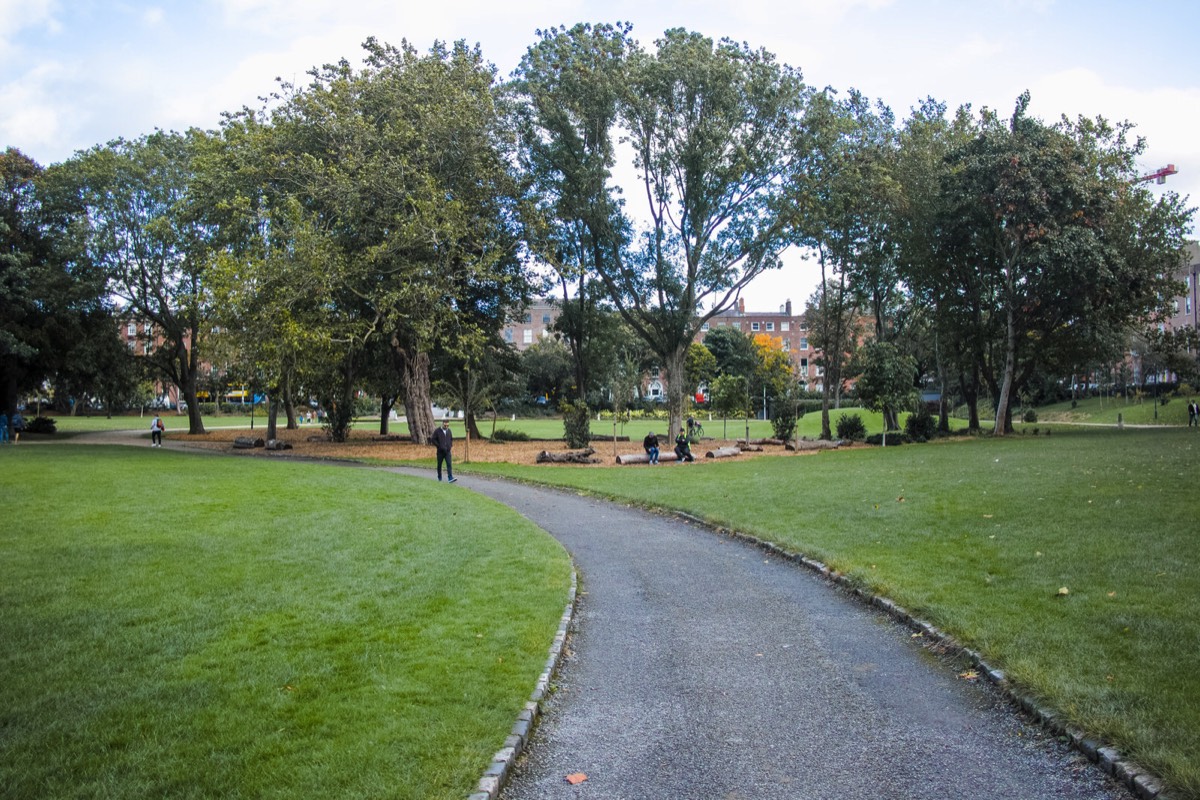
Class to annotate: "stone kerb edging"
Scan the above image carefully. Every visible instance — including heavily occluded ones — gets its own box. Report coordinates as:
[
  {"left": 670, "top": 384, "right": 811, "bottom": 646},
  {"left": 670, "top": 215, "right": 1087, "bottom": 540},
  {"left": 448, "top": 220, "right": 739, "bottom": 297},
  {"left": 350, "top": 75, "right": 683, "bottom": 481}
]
[
  {"left": 469, "top": 567, "right": 578, "bottom": 800},
  {"left": 670, "top": 511, "right": 1170, "bottom": 800}
]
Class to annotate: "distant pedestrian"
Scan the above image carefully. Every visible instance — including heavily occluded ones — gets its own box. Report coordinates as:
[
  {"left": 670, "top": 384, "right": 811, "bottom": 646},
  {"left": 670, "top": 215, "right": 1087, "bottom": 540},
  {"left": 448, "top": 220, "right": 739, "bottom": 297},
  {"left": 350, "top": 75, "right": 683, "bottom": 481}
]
[
  {"left": 433, "top": 419, "right": 456, "bottom": 482},
  {"left": 11, "top": 412, "right": 24, "bottom": 443},
  {"left": 150, "top": 414, "right": 165, "bottom": 447},
  {"left": 643, "top": 431, "right": 660, "bottom": 464},
  {"left": 0, "top": 413, "right": 8, "bottom": 445},
  {"left": 674, "top": 427, "right": 694, "bottom": 463},
  {"left": 1189, "top": 399, "right": 1198, "bottom": 427}
]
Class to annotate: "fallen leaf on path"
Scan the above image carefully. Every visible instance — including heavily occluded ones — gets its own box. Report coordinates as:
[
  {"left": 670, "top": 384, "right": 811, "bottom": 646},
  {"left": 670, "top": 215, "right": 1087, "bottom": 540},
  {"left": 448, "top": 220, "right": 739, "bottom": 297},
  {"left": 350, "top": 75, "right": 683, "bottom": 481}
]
[
  {"left": 565, "top": 773, "right": 588, "bottom": 785},
  {"left": 958, "top": 669, "right": 980, "bottom": 681},
  {"left": 1056, "top": 586, "right": 1070, "bottom": 596}
]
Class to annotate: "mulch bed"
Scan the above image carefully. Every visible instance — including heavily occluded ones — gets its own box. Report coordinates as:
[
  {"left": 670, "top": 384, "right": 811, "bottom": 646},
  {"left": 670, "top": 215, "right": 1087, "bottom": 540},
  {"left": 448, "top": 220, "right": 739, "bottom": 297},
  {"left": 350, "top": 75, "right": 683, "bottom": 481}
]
[{"left": 174, "top": 425, "right": 821, "bottom": 466}]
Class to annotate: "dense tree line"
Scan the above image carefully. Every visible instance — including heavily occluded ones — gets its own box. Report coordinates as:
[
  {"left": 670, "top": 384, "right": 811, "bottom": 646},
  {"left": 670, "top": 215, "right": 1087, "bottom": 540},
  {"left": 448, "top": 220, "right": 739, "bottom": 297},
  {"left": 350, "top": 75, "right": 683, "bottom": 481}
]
[{"left": 2, "top": 24, "right": 1193, "bottom": 439}]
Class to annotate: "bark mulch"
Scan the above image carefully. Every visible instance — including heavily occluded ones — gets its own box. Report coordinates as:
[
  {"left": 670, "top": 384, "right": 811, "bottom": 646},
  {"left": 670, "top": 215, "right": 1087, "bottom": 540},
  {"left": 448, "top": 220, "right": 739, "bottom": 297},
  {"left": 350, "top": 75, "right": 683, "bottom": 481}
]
[{"left": 174, "top": 425, "right": 813, "bottom": 467}]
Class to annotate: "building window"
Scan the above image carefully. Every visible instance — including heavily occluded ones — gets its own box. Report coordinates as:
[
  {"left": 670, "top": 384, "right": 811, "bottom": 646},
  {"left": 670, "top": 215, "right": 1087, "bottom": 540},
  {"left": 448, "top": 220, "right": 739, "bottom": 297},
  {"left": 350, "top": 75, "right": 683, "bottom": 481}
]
[
  {"left": 751, "top": 322, "right": 760, "bottom": 332},
  {"left": 504, "top": 328, "right": 513, "bottom": 342},
  {"left": 800, "top": 358, "right": 808, "bottom": 376},
  {"left": 781, "top": 321, "right": 789, "bottom": 331},
  {"left": 542, "top": 314, "right": 551, "bottom": 324},
  {"left": 523, "top": 329, "right": 533, "bottom": 344},
  {"left": 766, "top": 322, "right": 774, "bottom": 331},
  {"left": 718, "top": 321, "right": 726, "bottom": 326},
  {"left": 799, "top": 337, "right": 809, "bottom": 350},
  {"left": 1187, "top": 297, "right": 1192, "bottom": 314},
  {"left": 782, "top": 340, "right": 789, "bottom": 351},
  {"left": 523, "top": 314, "right": 532, "bottom": 324},
  {"left": 127, "top": 322, "right": 136, "bottom": 336},
  {"left": 701, "top": 322, "right": 709, "bottom": 331}
]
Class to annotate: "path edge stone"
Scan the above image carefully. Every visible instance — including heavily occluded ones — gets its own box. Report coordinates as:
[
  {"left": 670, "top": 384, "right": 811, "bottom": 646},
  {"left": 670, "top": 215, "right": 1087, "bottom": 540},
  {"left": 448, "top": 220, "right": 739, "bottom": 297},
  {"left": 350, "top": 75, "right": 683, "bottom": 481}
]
[{"left": 468, "top": 565, "right": 578, "bottom": 800}]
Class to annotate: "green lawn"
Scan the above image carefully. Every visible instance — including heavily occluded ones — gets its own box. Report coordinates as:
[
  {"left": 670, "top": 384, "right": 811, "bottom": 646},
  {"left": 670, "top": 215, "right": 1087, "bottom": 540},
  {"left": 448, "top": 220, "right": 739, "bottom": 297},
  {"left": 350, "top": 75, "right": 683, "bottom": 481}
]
[
  {"left": 461, "top": 426, "right": 1200, "bottom": 797},
  {"left": 1036, "top": 393, "right": 1196, "bottom": 426},
  {"left": 0, "top": 446, "right": 571, "bottom": 800}
]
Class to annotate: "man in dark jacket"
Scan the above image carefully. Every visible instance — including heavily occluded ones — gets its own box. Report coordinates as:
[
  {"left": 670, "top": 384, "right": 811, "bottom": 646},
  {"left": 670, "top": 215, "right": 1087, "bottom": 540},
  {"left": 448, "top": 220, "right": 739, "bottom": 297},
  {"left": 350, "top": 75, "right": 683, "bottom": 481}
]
[
  {"left": 643, "top": 431, "right": 660, "bottom": 464},
  {"left": 433, "top": 420, "right": 456, "bottom": 482}
]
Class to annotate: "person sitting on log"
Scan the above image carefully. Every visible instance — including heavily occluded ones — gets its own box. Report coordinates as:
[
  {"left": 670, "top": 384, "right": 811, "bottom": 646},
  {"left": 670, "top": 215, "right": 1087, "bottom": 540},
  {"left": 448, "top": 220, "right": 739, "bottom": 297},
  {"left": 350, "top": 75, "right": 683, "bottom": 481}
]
[
  {"left": 674, "top": 428, "right": 695, "bottom": 463},
  {"left": 643, "top": 431, "right": 660, "bottom": 464}
]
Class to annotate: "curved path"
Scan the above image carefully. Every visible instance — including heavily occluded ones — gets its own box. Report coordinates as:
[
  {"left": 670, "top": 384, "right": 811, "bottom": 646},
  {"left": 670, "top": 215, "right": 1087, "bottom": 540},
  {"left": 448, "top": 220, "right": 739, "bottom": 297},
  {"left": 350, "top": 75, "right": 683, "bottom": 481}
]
[
  {"left": 427, "top": 472, "right": 1131, "bottom": 800},
  {"left": 62, "top": 433, "right": 1132, "bottom": 798}
]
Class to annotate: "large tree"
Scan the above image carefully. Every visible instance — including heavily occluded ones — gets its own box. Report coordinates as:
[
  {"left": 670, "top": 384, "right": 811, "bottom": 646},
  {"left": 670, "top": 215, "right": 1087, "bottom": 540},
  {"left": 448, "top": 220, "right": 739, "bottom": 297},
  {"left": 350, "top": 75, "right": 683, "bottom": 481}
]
[
  {"left": 49, "top": 132, "right": 212, "bottom": 433},
  {"left": 515, "top": 25, "right": 813, "bottom": 436},
  {"left": 0, "top": 148, "right": 114, "bottom": 418},
  {"left": 938, "top": 94, "right": 1192, "bottom": 434}
]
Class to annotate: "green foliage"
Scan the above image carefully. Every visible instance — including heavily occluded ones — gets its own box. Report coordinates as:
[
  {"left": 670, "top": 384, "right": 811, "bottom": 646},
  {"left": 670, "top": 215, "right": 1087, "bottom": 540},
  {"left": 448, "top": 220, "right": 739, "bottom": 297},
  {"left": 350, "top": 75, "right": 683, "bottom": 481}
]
[
  {"left": 904, "top": 404, "right": 938, "bottom": 441},
  {"left": 835, "top": 412, "right": 866, "bottom": 441},
  {"left": 560, "top": 399, "right": 592, "bottom": 448},
  {"left": 24, "top": 416, "right": 56, "bottom": 434},
  {"left": 1023, "top": 407, "right": 1038, "bottom": 423},
  {"left": 490, "top": 428, "right": 530, "bottom": 442},
  {"left": 770, "top": 394, "right": 799, "bottom": 441}
]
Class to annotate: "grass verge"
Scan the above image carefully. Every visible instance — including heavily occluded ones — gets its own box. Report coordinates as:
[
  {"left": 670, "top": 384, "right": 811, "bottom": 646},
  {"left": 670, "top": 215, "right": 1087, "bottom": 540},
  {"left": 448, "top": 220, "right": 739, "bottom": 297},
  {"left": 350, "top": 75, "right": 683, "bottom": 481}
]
[
  {"left": 462, "top": 426, "right": 1200, "bottom": 797},
  {"left": 0, "top": 446, "right": 571, "bottom": 800}
]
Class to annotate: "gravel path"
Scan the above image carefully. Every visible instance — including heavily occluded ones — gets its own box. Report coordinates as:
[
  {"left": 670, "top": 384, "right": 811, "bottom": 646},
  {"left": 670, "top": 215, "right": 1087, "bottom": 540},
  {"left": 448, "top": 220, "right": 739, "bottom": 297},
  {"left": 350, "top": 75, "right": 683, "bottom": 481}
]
[{"left": 435, "top": 472, "right": 1132, "bottom": 800}]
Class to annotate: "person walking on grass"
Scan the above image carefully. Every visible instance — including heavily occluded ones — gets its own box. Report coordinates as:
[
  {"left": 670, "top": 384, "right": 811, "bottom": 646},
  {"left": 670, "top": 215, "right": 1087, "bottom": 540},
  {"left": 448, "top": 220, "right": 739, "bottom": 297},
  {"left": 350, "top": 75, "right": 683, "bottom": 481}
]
[
  {"left": 433, "top": 419, "right": 456, "bottom": 482},
  {"left": 674, "top": 427, "right": 695, "bottom": 463},
  {"left": 0, "top": 413, "right": 8, "bottom": 445},
  {"left": 150, "top": 414, "right": 165, "bottom": 447},
  {"left": 643, "top": 431, "right": 660, "bottom": 464}
]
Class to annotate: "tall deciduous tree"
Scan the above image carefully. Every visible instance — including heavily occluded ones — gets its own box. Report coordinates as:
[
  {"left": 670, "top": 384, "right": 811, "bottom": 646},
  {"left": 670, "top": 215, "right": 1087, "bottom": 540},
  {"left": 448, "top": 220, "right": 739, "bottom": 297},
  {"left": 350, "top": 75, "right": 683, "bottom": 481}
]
[
  {"left": 0, "top": 148, "right": 114, "bottom": 418},
  {"left": 515, "top": 25, "right": 813, "bottom": 436},
  {"left": 55, "top": 131, "right": 213, "bottom": 433},
  {"left": 939, "top": 93, "right": 1192, "bottom": 434}
]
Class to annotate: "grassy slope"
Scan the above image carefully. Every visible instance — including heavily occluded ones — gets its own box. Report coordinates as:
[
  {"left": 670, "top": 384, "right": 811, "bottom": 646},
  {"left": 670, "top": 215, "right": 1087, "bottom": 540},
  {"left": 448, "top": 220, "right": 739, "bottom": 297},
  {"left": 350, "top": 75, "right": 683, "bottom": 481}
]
[
  {"left": 0, "top": 446, "right": 571, "bottom": 800},
  {"left": 463, "top": 426, "right": 1200, "bottom": 796}
]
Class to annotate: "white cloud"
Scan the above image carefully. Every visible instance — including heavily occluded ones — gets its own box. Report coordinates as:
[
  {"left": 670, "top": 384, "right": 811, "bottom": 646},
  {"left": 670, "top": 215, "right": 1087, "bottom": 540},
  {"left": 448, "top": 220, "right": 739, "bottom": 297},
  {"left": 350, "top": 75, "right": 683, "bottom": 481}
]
[{"left": 0, "top": 0, "right": 60, "bottom": 61}]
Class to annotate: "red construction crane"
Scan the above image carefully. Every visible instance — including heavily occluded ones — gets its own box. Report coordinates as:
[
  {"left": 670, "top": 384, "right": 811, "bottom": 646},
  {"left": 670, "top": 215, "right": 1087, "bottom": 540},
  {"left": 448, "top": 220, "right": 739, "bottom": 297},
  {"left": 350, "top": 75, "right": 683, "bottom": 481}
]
[{"left": 1136, "top": 164, "right": 1177, "bottom": 184}]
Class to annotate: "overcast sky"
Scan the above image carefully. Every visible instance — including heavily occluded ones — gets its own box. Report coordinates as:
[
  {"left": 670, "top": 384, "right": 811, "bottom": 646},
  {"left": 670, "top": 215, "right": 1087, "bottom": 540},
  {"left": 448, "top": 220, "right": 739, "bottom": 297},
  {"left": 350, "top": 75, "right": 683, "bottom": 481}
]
[{"left": 3, "top": 0, "right": 1196, "bottom": 310}]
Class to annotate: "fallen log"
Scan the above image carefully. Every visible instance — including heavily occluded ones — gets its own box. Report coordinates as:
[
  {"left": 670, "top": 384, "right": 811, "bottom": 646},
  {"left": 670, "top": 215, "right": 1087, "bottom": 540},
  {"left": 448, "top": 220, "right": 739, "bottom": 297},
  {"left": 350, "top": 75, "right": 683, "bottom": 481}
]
[
  {"left": 736, "top": 437, "right": 784, "bottom": 446},
  {"left": 232, "top": 436, "right": 265, "bottom": 449},
  {"left": 537, "top": 447, "right": 600, "bottom": 464},
  {"left": 265, "top": 439, "right": 293, "bottom": 451},
  {"left": 589, "top": 434, "right": 630, "bottom": 442},
  {"left": 786, "top": 438, "right": 843, "bottom": 451},
  {"left": 615, "top": 451, "right": 680, "bottom": 465},
  {"left": 705, "top": 446, "right": 741, "bottom": 459}
]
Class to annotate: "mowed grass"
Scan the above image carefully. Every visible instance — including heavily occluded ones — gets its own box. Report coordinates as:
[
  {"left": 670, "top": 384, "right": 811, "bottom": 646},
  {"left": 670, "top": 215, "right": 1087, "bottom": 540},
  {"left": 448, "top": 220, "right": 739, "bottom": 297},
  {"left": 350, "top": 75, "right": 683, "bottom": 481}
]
[
  {"left": 465, "top": 426, "right": 1200, "bottom": 797},
  {"left": 0, "top": 446, "right": 571, "bottom": 800}
]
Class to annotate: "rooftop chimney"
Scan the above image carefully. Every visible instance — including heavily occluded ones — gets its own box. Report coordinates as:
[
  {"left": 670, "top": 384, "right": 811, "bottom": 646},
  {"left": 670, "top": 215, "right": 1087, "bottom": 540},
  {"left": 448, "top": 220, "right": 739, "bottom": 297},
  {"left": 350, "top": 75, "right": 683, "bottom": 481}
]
[
  {"left": 785, "top": 299, "right": 792, "bottom": 316},
  {"left": 738, "top": 297, "right": 745, "bottom": 313}
]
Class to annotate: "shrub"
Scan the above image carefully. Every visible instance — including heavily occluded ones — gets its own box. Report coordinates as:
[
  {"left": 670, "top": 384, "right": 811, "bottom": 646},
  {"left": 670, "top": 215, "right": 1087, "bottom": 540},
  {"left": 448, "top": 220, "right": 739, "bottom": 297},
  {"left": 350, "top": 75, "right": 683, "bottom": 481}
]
[
  {"left": 904, "top": 405, "right": 937, "bottom": 442},
  {"left": 490, "top": 428, "right": 530, "bottom": 442},
  {"left": 1023, "top": 408, "right": 1038, "bottom": 423},
  {"left": 24, "top": 416, "right": 57, "bottom": 434},
  {"left": 560, "top": 400, "right": 592, "bottom": 448},
  {"left": 770, "top": 402, "right": 798, "bottom": 442},
  {"left": 835, "top": 413, "right": 866, "bottom": 441}
]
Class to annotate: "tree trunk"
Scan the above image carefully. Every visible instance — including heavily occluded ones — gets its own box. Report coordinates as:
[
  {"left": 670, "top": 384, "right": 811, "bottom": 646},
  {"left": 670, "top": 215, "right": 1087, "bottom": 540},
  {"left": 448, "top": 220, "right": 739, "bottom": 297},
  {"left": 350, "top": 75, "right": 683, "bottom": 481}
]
[
  {"left": 663, "top": 345, "right": 689, "bottom": 442},
  {"left": 179, "top": 343, "right": 205, "bottom": 435},
  {"left": 400, "top": 348, "right": 436, "bottom": 445},
  {"left": 266, "top": 395, "right": 279, "bottom": 441},
  {"left": 379, "top": 395, "right": 396, "bottom": 435},
  {"left": 993, "top": 302, "right": 1016, "bottom": 436}
]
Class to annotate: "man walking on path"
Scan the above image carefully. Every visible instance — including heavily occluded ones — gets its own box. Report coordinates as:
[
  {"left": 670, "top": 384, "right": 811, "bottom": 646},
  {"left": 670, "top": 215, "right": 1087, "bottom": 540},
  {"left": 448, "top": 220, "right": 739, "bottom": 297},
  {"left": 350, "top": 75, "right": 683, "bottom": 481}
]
[
  {"left": 432, "top": 419, "right": 456, "bottom": 482},
  {"left": 150, "top": 414, "right": 165, "bottom": 447}
]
